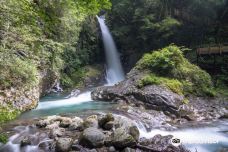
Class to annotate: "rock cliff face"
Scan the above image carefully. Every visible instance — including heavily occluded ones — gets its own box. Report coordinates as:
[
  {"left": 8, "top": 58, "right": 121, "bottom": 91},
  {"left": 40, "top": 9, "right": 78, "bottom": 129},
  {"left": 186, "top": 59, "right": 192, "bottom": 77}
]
[
  {"left": 92, "top": 69, "right": 228, "bottom": 121},
  {"left": 0, "top": 69, "right": 58, "bottom": 113},
  {"left": 39, "top": 69, "right": 59, "bottom": 96},
  {"left": 0, "top": 87, "right": 39, "bottom": 111}
]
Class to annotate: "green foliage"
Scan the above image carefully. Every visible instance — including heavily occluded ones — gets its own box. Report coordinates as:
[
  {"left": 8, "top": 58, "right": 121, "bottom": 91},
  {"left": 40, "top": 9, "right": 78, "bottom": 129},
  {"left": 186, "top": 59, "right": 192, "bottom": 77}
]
[
  {"left": 0, "top": 134, "right": 8, "bottom": 144},
  {"left": 0, "top": 0, "right": 111, "bottom": 90},
  {"left": 137, "top": 45, "right": 215, "bottom": 97},
  {"left": 0, "top": 105, "right": 20, "bottom": 124},
  {"left": 0, "top": 51, "right": 38, "bottom": 89},
  {"left": 108, "top": 0, "right": 227, "bottom": 66},
  {"left": 138, "top": 74, "right": 183, "bottom": 95},
  {"left": 138, "top": 45, "right": 184, "bottom": 75}
]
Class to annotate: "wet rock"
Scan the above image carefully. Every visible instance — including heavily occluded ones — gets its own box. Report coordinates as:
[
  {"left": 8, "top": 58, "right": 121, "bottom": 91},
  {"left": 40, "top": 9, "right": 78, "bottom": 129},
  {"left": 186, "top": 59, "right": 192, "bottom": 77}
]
[
  {"left": 46, "top": 121, "right": 60, "bottom": 130},
  {"left": 69, "top": 117, "right": 83, "bottom": 130},
  {"left": 218, "top": 148, "right": 228, "bottom": 152},
  {"left": 67, "top": 89, "right": 81, "bottom": 98},
  {"left": 36, "top": 119, "right": 50, "bottom": 128},
  {"left": 50, "top": 127, "right": 65, "bottom": 138},
  {"left": 121, "top": 147, "right": 136, "bottom": 152},
  {"left": 89, "top": 149, "right": 97, "bottom": 152},
  {"left": 103, "top": 121, "right": 114, "bottom": 130},
  {"left": 111, "top": 127, "right": 136, "bottom": 149},
  {"left": 56, "top": 137, "right": 73, "bottom": 152},
  {"left": 139, "top": 135, "right": 189, "bottom": 152},
  {"left": 60, "top": 117, "right": 72, "bottom": 128},
  {"left": 108, "top": 146, "right": 116, "bottom": 152},
  {"left": 83, "top": 115, "right": 98, "bottom": 129},
  {"left": 91, "top": 71, "right": 184, "bottom": 117},
  {"left": 99, "top": 113, "right": 115, "bottom": 128},
  {"left": 79, "top": 127, "right": 105, "bottom": 148},
  {"left": 129, "top": 126, "right": 139, "bottom": 141},
  {"left": 113, "top": 115, "right": 135, "bottom": 130},
  {"left": 20, "top": 136, "right": 31, "bottom": 147},
  {"left": 37, "top": 115, "right": 63, "bottom": 128}
]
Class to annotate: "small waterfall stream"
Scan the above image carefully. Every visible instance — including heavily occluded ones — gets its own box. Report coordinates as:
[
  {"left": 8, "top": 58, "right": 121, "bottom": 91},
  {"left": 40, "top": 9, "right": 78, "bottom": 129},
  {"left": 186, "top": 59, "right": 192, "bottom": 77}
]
[{"left": 97, "top": 16, "right": 125, "bottom": 85}]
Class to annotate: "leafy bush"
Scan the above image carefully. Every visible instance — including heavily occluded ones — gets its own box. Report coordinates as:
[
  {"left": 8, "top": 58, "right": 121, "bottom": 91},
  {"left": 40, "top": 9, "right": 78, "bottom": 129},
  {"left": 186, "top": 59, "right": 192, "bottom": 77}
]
[
  {"left": 138, "top": 74, "right": 183, "bottom": 95},
  {"left": 0, "top": 134, "right": 7, "bottom": 144},
  {"left": 0, "top": 0, "right": 111, "bottom": 90},
  {"left": 137, "top": 45, "right": 214, "bottom": 96},
  {"left": 0, "top": 105, "right": 20, "bottom": 124},
  {"left": 0, "top": 52, "right": 38, "bottom": 89}
]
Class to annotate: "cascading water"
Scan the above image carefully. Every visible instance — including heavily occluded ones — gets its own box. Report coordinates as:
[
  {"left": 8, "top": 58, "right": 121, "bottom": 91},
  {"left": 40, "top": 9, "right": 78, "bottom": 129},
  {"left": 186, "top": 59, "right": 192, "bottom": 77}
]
[{"left": 97, "top": 16, "right": 125, "bottom": 85}]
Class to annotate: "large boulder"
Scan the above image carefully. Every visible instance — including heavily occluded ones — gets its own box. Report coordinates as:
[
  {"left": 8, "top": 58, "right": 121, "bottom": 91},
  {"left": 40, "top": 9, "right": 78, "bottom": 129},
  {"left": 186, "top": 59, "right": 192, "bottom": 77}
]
[
  {"left": 56, "top": 137, "right": 73, "bottom": 152},
  {"left": 69, "top": 117, "right": 83, "bottom": 130},
  {"left": 83, "top": 115, "right": 99, "bottom": 129},
  {"left": 91, "top": 69, "right": 184, "bottom": 117},
  {"left": 79, "top": 127, "right": 105, "bottom": 148},
  {"left": 99, "top": 113, "right": 114, "bottom": 129},
  {"left": 111, "top": 127, "right": 136, "bottom": 149},
  {"left": 59, "top": 117, "right": 73, "bottom": 128}
]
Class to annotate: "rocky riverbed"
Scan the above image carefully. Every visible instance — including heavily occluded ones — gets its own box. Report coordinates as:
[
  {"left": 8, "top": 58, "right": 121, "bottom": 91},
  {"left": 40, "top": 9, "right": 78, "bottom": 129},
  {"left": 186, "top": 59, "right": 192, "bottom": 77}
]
[{"left": 0, "top": 113, "right": 190, "bottom": 152}]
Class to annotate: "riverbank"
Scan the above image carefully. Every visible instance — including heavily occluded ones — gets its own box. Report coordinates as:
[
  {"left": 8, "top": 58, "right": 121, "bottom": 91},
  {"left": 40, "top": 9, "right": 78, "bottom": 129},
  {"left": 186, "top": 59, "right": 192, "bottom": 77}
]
[{"left": 0, "top": 113, "right": 191, "bottom": 152}]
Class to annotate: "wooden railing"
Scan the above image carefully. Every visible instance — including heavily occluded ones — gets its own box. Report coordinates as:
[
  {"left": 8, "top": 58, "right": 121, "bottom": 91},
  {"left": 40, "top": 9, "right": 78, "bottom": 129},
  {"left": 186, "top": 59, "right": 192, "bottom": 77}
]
[{"left": 197, "top": 45, "right": 228, "bottom": 55}]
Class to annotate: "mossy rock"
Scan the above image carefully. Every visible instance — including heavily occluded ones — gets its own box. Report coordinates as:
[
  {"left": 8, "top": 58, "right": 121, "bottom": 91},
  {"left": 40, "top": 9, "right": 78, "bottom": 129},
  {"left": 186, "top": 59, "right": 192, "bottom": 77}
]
[
  {"left": 98, "top": 113, "right": 115, "bottom": 128},
  {"left": 0, "top": 105, "right": 20, "bottom": 124},
  {"left": 0, "top": 134, "right": 8, "bottom": 144},
  {"left": 111, "top": 127, "right": 136, "bottom": 149},
  {"left": 137, "top": 45, "right": 215, "bottom": 97}
]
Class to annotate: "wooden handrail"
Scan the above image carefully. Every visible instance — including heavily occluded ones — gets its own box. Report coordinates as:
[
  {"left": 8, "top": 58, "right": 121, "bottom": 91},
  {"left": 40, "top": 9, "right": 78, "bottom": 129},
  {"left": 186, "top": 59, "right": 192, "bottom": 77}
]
[{"left": 197, "top": 45, "right": 228, "bottom": 55}]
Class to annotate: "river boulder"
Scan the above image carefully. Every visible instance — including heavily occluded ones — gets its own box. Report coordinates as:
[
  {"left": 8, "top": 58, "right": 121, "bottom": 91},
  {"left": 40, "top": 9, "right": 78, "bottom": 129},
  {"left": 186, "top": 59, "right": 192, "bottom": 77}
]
[
  {"left": 79, "top": 127, "right": 105, "bottom": 148},
  {"left": 83, "top": 115, "right": 99, "bottom": 129},
  {"left": 111, "top": 127, "right": 136, "bottom": 149},
  {"left": 56, "top": 137, "right": 73, "bottom": 152},
  {"left": 98, "top": 113, "right": 114, "bottom": 129}
]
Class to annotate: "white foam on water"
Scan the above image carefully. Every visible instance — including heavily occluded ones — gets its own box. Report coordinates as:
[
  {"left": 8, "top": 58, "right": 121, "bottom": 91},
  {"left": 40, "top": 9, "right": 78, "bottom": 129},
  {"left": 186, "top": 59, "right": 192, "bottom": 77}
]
[
  {"left": 138, "top": 126, "right": 228, "bottom": 152},
  {"left": 36, "top": 91, "right": 92, "bottom": 110}
]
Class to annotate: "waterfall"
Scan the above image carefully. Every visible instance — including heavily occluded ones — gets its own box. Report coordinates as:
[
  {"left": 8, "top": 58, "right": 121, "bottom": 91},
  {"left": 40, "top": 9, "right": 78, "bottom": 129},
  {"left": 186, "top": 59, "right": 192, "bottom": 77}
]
[{"left": 97, "top": 16, "right": 125, "bottom": 85}]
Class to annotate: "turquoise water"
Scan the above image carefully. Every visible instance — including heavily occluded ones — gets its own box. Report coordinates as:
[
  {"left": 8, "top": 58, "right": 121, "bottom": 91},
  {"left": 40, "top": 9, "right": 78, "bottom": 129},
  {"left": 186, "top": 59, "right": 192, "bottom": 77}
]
[
  {"left": 15, "top": 92, "right": 228, "bottom": 152},
  {"left": 19, "top": 92, "right": 115, "bottom": 119}
]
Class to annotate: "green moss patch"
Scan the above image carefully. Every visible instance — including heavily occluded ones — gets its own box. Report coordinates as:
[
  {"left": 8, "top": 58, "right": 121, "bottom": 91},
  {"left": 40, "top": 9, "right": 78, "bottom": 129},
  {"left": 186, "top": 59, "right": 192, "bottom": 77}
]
[
  {"left": 137, "top": 45, "right": 215, "bottom": 97},
  {"left": 0, "top": 133, "right": 8, "bottom": 144},
  {"left": 138, "top": 74, "right": 184, "bottom": 95},
  {"left": 0, "top": 105, "right": 20, "bottom": 124}
]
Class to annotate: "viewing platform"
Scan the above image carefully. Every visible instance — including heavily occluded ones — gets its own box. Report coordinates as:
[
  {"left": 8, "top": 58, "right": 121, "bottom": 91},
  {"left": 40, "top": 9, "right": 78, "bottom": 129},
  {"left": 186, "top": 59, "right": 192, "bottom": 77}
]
[
  {"left": 196, "top": 44, "right": 228, "bottom": 67},
  {"left": 197, "top": 45, "right": 228, "bottom": 55}
]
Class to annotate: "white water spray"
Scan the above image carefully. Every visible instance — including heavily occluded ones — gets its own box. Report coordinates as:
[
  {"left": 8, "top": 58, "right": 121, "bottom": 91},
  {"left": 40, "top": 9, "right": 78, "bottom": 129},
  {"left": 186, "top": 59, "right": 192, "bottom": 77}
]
[
  {"left": 97, "top": 16, "right": 125, "bottom": 85},
  {"left": 36, "top": 91, "right": 92, "bottom": 110}
]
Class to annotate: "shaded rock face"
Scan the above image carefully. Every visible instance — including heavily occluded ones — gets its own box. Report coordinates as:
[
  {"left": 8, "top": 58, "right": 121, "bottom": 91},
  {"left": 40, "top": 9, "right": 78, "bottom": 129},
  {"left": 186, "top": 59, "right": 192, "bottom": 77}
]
[
  {"left": 92, "top": 69, "right": 228, "bottom": 121},
  {"left": 39, "top": 69, "right": 58, "bottom": 96}
]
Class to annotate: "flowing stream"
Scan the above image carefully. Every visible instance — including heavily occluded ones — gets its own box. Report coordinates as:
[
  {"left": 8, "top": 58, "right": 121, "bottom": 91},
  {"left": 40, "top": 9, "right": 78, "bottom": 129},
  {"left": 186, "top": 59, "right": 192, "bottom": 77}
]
[{"left": 1, "top": 16, "right": 228, "bottom": 152}]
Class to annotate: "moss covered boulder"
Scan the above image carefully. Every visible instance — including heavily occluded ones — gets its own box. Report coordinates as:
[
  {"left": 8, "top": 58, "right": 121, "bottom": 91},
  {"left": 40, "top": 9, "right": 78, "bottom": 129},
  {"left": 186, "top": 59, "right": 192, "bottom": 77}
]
[{"left": 137, "top": 45, "right": 215, "bottom": 97}]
